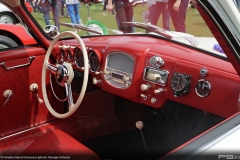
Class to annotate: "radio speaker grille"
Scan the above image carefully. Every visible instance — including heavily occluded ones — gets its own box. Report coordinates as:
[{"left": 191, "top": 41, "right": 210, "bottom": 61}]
[{"left": 107, "top": 52, "right": 134, "bottom": 74}]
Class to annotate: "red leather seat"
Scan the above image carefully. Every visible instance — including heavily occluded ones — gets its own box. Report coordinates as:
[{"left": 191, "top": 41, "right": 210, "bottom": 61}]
[{"left": 22, "top": 129, "right": 100, "bottom": 160}]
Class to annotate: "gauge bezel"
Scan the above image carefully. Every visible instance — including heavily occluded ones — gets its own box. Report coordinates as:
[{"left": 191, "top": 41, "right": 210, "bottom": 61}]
[
  {"left": 171, "top": 73, "right": 186, "bottom": 92},
  {"left": 195, "top": 79, "right": 211, "bottom": 97},
  {"left": 60, "top": 49, "right": 66, "bottom": 60},
  {"left": 67, "top": 49, "right": 73, "bottom": 61},
  {"left": 74, "top": 47, "right": 84, "bottom": 68},
  {"left": 89, "top": 49, "right": 101, "bottom": 72}
]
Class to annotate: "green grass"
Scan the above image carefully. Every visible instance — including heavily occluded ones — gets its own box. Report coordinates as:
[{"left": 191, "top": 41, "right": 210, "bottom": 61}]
[{"left": 32, "top": 3, "right": 213, "bottom": 37}]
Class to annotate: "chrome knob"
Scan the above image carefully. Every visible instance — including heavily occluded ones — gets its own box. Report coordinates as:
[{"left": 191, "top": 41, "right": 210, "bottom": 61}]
[
  {"left": 93, "top": 77, "right": 101, "bottom": 84},
  {"left": 151, "top": 98, "right": 157, "bottom": 104},
  {"left": 140, "top": 94, "right": 147, "bottom": 100},
  {"left": 154, "top": 88, "right": 164, "bottom": 94},
  {"left": 149, "top": 56, "right": 164, "bottom": 68},
  {"left": 141, "top": 84, "right": 151, "bottom": 91}
]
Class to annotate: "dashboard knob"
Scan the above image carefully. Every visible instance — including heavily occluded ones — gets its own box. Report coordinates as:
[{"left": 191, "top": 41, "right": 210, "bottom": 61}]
[
  {"left": 140, "top": 94, "right": 147, "bottom": 100},
  {"left": 141, "top": 84, "right": 151, "bottom": 91},
  {"left": 95, "top": 71, "right": 102, "bottom": 75},
  {"left": 93, "top": 77, "right": 101, "bottom": 84},
  {"left": 122, "top": 76, "right": 130, "bottom": 82},
  {"left": 103, "top": 70, "right": 111, "bottom": 75},
  {"left": 148, "top": 73, "right": 160, "bottom": 81},
  {"left": 151, "top": 98, "right": 157, "bottom": 104},
  {"left": 149, "top": 56, "right": 164, "bottom": 68},
  {"left": 154, "top": 88, "right": 164, "bottom": 94}
]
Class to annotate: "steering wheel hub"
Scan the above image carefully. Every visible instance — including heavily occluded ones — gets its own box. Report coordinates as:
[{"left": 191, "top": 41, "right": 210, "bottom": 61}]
[{"left": 56, "top": 63, "right": 73, "bottom": 86}]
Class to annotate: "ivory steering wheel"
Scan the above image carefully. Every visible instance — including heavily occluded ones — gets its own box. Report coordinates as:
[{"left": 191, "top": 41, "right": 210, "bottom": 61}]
[{"left": 42, "top": 31, "right": 89, "bottom": 118}]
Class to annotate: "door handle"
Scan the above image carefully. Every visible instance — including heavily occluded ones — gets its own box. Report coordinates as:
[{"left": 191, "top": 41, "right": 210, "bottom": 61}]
[{"left": 0, "top": 56, "right": 35, "bottom": 70}]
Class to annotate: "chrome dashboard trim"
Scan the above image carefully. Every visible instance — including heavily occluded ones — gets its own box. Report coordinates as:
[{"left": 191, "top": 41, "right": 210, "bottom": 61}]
[
  {"left": 89, "top": 49, "right": 101, "bottom": 72},
  {"left": 143, "top": 67, "right": 169, "bottom": 86},
  {"left": 104, "top": 52, "right": 134, "bottom": 88}
]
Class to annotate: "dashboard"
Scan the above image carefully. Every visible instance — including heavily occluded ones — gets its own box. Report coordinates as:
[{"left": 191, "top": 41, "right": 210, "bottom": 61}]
[{"left": 52, "top": 35, "right": 240, "bottom": 118}]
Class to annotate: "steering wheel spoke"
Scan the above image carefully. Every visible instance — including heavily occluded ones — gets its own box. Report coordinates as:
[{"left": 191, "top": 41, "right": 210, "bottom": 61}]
[
  {"left": 65, "top": 83, "right": 74, "bottom": 107},
  {"left": 47, "top": 63, "right": 58, "bottom": 74}
]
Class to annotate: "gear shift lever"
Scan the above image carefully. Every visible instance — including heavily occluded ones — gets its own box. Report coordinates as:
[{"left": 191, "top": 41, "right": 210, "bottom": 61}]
[{"left": 136, "top": 121, "right": 148, "bottom": 155}]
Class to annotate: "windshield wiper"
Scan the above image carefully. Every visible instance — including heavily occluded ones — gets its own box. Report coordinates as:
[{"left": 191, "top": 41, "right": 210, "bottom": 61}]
[
  {"left": 59, "top": 22, "right": 102, "bottom": 35},
  {"left": 123, "top": 22, "right": 172, "bottom": 39}
]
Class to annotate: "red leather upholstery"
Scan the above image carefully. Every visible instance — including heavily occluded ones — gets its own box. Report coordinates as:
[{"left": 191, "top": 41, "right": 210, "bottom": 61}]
[{"left": 22, "top": 129, "right": 100, "bottom": 160}]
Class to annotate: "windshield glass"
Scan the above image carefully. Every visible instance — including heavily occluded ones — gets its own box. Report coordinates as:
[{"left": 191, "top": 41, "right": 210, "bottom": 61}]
[{"left": 24, "top": 0, "right": 239, "bottom": 56}]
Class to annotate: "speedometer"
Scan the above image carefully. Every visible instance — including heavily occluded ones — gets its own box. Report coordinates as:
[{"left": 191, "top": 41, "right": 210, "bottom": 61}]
[{"left": 89, "top": 50, "right": 101, "bottom": 72}]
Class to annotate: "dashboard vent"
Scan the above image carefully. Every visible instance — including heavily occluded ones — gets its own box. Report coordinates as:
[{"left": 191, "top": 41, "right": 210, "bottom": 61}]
[{"left": 107, "top": 52, "right": 134, "bottom": 74}]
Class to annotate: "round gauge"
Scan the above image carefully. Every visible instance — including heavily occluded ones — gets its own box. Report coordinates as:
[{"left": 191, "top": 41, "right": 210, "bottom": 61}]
[
  {"left": 149, "top": 56, "right": 164, "bottom": 68},
  {"left": 89, "top": 50, "right": 101, "bottom": 72},
  {"left": 74, "top": 48, "right": 84, "bottom": 68},
  {"left": 171, "top": 73, "right": 186, "bottom": 92},
  {"left": 67, "top": 50, "right": 73, "bottom": 61},
  {"left": 60, "top": 49, "right": 66, "bottom": 60},
  {"left": 195, "top": 79, "right": 211, "bottom": 97}
]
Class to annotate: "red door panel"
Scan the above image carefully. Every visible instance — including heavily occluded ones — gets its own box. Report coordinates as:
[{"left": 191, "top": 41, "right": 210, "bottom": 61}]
[{"left": 0, "top": 47, "right": 63, "bottom": 137}]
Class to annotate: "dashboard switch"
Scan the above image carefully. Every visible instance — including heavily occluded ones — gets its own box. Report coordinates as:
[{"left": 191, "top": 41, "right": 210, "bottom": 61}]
[
  {"left": 140, "top": 94, "right": 147, "bottom": 100},
  {"left": 154, "top": 88, "right": 164, "bottom": 94},
  {"left": 151, "top": 98, "right": 157, "bottom": 104},
  {"left": 141, "top": 83, "right": 151, "bottom": 91}
]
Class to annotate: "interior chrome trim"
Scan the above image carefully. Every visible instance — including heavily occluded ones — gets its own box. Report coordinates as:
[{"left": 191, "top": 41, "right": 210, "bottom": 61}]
[
  {"left": 0, "top": 56, "right": 35, "bottom": 70},
  {"left": 104, "top": 52, "right": 134, "bottom": 88}
]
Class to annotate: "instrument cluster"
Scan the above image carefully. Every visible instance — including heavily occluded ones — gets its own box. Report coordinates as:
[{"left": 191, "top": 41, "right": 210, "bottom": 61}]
[{"left": 58, "top": 46, "right": 101, "bottom": 73}]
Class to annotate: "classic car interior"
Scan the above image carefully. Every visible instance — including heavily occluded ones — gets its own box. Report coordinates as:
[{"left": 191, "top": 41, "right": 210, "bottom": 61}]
[{"left": 0, "top": 0, "right": 240, "bottom": 159}]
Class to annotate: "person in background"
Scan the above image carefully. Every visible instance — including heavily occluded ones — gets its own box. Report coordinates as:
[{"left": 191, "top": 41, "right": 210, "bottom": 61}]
[
  {"left": 32, "top": 0, "right": 43, "bottom": 13},
  {"left": 102, "top": 0, "right": 108, "bottom": 16},
  {"left": 41, "top": 0, "right": 60, "bottom": 30},
  {"left": 147, "top": 0, "right": 170, "bottom": 30},
  {"left": 107, "top": 0, "right": 134, "bottom": 33},
  {"left": 60, "top": 0, "right": 70, "bottom": 17},
  {"left": 168, "top": 0, "right": 189, "bottom": 33},
  {"left": 66, "top": 0, "right": 81, "bottom": 32},
  {"left": 28, "top": 0, "right": 36, "bottom": 11}
]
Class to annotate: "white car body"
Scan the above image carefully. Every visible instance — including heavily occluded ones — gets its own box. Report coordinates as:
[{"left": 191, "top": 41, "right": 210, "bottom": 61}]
[{"left": 0, "top": 3, "right": 18, "bottom": 24}]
